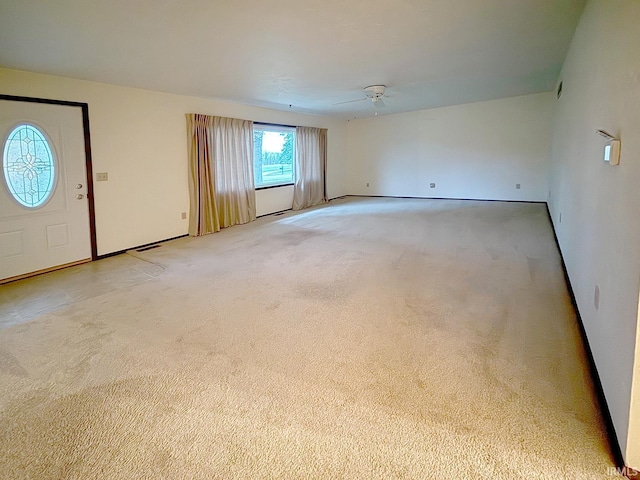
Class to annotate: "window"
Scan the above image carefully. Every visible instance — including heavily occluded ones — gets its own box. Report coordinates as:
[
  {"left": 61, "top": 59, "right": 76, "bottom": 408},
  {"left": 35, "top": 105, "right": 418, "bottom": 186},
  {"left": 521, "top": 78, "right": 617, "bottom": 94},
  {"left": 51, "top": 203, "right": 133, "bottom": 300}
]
[
  {"left": 2, "top": 124, "right": 56, "bottom": 208},
  {"left": 253, "top": 124, "right": 295, "bottom": 188}
]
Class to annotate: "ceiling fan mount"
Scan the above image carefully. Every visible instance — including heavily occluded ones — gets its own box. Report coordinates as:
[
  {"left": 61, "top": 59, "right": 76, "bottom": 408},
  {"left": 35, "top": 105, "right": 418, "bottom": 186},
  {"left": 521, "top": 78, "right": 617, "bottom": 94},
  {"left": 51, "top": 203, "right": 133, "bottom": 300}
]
[
  {"left": 334, "top": 85, "right": 389, "bottom": 108},
  {"left": 364, "top": 85, "right": 386, "bottom": 101}
]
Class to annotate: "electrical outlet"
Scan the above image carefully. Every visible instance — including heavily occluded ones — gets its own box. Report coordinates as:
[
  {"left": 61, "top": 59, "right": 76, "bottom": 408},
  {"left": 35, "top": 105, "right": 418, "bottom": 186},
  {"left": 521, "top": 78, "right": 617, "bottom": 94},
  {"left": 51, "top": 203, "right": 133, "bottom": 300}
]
[
  {"left": 516, "top": 183, "right": 521, "bottom": 189},
  {"left": 181, "top": 212, "right": 187, "bottom": 220},
  {"left": 96, "top": 172, "right": 108, "bottom": 181},
  {"left": 430, "top": 183, "right": 436, "bottom": 188}
]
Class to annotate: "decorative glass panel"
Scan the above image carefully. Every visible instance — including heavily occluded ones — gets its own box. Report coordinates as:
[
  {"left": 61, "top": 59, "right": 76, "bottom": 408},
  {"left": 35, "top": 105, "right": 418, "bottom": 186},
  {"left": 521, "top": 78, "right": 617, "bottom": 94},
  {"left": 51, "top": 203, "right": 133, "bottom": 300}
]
[{"left": 2, "top": 124, "right": 56, "bottom": 208}]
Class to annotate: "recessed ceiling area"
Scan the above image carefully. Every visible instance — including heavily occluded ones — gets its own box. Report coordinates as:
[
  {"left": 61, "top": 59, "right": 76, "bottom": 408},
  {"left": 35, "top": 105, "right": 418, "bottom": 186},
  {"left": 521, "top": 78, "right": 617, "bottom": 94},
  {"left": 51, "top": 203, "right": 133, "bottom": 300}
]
[{"left": 0, "top": 0, "right": 586, "bottom": 118}]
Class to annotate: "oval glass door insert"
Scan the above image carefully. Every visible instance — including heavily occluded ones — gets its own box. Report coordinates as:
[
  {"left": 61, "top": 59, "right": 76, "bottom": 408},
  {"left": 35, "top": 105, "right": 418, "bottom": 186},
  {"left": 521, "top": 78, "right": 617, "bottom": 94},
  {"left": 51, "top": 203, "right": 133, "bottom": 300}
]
[{"left": 2, "top": 124, "right": 56, "bottom": 208}]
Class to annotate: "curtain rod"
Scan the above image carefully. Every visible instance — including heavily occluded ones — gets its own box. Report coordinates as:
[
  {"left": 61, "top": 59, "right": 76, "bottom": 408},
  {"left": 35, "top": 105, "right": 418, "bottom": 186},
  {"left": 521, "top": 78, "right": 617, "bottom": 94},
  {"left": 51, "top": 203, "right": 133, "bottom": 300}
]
[{"left": 254, "top": 121, "right": 297, "bottom": 129}]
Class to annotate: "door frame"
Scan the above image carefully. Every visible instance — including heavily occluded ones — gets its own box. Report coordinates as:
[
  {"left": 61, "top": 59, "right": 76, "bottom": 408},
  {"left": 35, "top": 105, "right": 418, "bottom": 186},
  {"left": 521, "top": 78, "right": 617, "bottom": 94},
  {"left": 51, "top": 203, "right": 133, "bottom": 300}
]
[{"left": 0, "top": 94, "right": 98, "bottom": 261}]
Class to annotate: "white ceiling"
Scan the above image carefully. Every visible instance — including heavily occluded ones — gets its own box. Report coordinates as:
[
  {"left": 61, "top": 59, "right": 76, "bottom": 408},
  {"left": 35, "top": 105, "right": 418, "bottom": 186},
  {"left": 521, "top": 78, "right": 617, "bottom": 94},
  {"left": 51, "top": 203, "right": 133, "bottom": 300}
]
[{"left": 0, "top": 0, "right": 585, "bottom": 118}]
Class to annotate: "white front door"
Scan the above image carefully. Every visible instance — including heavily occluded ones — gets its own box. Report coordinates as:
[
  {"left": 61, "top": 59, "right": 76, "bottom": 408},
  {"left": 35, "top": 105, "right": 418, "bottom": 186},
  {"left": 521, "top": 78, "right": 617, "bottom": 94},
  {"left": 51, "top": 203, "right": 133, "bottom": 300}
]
[{"left": 0, "top": 99, "right": 93, "bottom": 282}]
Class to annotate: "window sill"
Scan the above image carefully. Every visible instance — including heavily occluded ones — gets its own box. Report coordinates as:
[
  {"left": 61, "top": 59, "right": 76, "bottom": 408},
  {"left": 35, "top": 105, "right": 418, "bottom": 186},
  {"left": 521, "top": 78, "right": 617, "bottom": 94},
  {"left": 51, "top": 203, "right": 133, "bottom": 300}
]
[{"left": 255, "top": 183, "right": 294, "bottom": 191}]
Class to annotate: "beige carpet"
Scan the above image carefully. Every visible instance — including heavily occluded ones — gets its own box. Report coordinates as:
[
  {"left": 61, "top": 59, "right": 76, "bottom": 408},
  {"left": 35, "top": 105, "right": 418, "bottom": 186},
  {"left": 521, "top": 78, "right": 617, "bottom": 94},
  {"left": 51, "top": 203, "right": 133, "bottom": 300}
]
[{"left": 0, "top": 197, "right": 618, "bottom": 479}]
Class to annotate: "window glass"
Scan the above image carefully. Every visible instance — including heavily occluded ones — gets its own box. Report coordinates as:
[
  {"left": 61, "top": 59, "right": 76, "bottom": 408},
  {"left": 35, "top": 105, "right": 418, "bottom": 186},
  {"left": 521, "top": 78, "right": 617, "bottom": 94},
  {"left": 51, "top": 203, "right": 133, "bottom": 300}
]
[{"left": 253, "top": 125, "right": 294, "bottom": 188}]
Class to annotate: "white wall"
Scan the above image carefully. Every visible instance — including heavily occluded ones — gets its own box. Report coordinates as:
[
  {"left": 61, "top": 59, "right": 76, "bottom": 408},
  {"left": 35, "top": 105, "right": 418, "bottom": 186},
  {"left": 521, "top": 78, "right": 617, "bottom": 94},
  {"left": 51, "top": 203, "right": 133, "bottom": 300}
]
[
  {"left": 0, "top": 68, "right": 348, "bottom": 255},
  {"left": 346, "top": 92, "right": 554, "bottom": 201},
  {"left": 255, "top": 186, "right": 295, "bottom": 217},
  {"left": 547, "top": 0, "right": 640, "bottom": 467}
]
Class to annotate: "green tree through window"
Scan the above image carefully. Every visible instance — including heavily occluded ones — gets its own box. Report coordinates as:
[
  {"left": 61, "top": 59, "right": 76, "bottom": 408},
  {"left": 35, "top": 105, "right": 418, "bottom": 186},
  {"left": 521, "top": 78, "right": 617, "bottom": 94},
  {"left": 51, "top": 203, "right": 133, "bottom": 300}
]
[{"left": 253, "top": 125, "right": 295, "bottom": 188}]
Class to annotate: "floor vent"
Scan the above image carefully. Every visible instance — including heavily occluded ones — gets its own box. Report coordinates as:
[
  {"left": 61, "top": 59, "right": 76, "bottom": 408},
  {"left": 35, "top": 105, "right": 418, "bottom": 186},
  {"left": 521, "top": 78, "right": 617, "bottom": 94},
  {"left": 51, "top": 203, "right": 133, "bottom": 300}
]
[
  {"left": 136, "top": 244, "right": 161, "bottom": 252},
  {"left": 273, "top": 212, "right": 287, "bottom": 216}
]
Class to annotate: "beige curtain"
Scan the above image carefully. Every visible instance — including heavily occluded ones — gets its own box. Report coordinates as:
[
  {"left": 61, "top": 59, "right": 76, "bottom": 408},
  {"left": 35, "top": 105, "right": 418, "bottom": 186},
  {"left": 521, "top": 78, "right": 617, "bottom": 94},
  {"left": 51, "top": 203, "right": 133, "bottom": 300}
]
[
  {"left": 186, "top": 114, "right": 256, "bottom": 236},
  {"left": 292, "top": 126, "right": 327, "bottom": 211}
]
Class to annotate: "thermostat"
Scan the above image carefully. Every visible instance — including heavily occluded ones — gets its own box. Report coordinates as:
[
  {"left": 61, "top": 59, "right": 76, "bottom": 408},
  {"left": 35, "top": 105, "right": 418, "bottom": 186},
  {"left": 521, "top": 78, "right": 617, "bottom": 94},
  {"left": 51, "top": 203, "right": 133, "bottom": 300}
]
[{"left": 604, "top": 139, "right": 621, "bottom": 166}]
